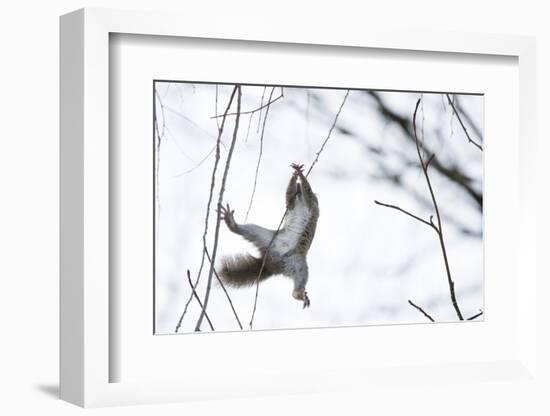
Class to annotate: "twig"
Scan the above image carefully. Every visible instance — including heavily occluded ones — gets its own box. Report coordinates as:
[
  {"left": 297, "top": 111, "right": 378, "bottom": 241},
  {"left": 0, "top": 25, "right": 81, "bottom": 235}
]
[
  {"left": 412, "top": 98, "right": 464, "bottom": 320},
  {"left": 367, "top": 91, "right": 482, "bottom": 209},
  {"left": 204, "top": 247, "right": 243, "bottom": 329},
  {"left": 467, "top": 310, "right": 484, "bottom": 320},
  {"left": 164, "top": 106, "right": 227, "bottom": 150},
  {"left": 211, "top": 91, "right": 283, "bottom": 119},
  {"left": 175, "top": 86, "right": 238, "bottom": 333},
  {"left": 164, "top": 126, "right": 197, "bottom": 164},
  {"left": 256, "top": 87, "right": 267, "bottom": 134},
  {"left": 215, "top": 85, "right": 220, "bottom": 131},
  {"left": 248, "top": 90, "right": 350, "bottom": 329},
  {"left": 173, "top": 143, "right": 217, "bottom": 178},
  {"left": 249, "top": 212, "right": 287, "bottom": 329},
  {"left": 163, "top": 82, "right": 171, "bottom": 99},
  {"left": 244, "top": 113, "right": 254, "bottom": 144},
  {"left": 446, "top": 94, "right": 483, "bottom": 151},
  {"left": 454, "top": 97, "right": 483, "bottom": 141},
  {"left": 154, "top": 90, "right": 167, "bottom": 140},
  {"left": 306, "top": 90, "right": 350, "bottom": 176},
  {"left": 374, "top": 200, "right": 438, "bottom": 231},
  {"left": 425, "top": 153, "right": 435, "bottom": 168},
  {"left": 408, "top": 300, "right": 435, "bottom": 322},
  {"left": 154, "top": 89, "right": 166, "bottom": 243},
  {"left": 186, "top": 270, "right": 214, "bottom": 331},
  {"left": 195, "top": 86, "right": 242, "bottom": 331},
  {"left": 375, "top": 98, "right": 465, "bottom": 321},
  {"left": 245, "top": 87, "right": 276, "bottom": 222}
]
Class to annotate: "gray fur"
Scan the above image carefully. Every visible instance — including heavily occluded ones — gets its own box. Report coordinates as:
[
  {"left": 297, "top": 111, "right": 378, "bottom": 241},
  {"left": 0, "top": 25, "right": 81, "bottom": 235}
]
[
  {"left": 219, "top": 166, "right": 319, "bottom": 307},
  {"left": 219, "top": 253, "right": 273, "bottom": 287}
]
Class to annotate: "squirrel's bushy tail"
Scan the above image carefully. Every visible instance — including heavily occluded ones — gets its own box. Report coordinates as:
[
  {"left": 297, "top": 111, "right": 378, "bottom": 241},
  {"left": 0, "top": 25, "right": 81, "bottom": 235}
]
[{"left": 219, "top": 253, "right": 273, "bottom": 287}]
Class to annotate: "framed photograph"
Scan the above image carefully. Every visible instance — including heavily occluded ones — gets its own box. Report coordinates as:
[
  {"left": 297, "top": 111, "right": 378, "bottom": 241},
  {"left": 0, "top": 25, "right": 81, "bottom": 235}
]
[
  {"left": 60, "top": 8, "right": 537, "bottom": 407},
  {"left": 152, "top": 81, "right": 484, "bottom": 335}
]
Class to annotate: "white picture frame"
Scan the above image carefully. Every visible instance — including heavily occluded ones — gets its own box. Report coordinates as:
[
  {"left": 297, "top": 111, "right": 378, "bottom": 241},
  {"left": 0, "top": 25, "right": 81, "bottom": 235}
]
[{"left": 60, "top": 7, "right": 537, "bottom": 407}]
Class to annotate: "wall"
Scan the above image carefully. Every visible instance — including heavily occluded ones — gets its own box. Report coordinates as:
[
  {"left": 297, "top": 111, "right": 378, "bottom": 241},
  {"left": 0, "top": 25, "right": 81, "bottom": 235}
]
[{"left": 0, "top": 1, "right": 548, "bottom": 414}]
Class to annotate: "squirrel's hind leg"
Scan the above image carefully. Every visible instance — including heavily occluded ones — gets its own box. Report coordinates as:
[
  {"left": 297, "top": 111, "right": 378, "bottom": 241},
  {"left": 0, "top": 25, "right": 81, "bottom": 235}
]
[
  {"left": 287, "top": 257, "right": 310, "bottom": 309},
  {"left": 292, "top": 289, "right": 310, "bottom": 309}
]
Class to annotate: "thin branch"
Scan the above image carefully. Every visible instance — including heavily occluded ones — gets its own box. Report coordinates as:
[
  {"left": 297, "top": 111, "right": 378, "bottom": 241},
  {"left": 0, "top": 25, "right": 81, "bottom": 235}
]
[
  {"left": 204, "top": 247, "right": 243, "bottom": 329},
  {"left": 425, "top": 153, "right": 435, "bottom": 169},
  {"left": 164, "top": 126, "right": 197, "bottom": 164},
  {"left": 375, "top": 98, "right": 465, "bottom": 321},
  {"left": 408, "top": 300, "right": 435, "bottom": 322},
  {"left": 164, "top": 106, "right": 228, "bottom": 150},
  {"left": 467, "top": 310, "right": 484, "bottom": 320},
  {"left": 306, "top": 90, "right": 350, "bottom": 176},
  {"left": 154, "top": 89, "right": 166, "bottom": 243},
  {"left": 454, "top": 97, "right": 483, "bottom": 141},
  {"left": 245, "top": 87, "right": 276, "bottom": 222},
  {"left": 256, "top": 87, "right": 267, "bottom": 134},
  {"left": 244, "top": 113, "right": 254, "bottom": 144},
  {"left": 215, "top": 85, "right": 220, "bottom": 131},
  {"left": 175, "top": 86, "right": 238, "bottom": 333},
  {"left": 211, "top": 92, "right": 283, "bottom": 119},
  {"left": 412, "top": 99, "right": 464, "bottom": 320},
  {"left": 195, "top": 86, "right": 242, "bottom": 331},
  {"left": 249, "top": 90, "right": 350, "bottom": 329},
  {"left": 367, "top": 91, "right": 482, "bottom": 209},
  {"left": 186, "top": 270, "right": 214, "bottom": 331},
  {"left": 446, "top": 94, "right": 483, "bottom": 151},
  {"left": 374, "top": 200, "right": 438, "bottom": 232},
  {"left": 249, "top": 211, "right": 287, "bottom": 329},
  {"left": 154, "top": 90, "right": 167, "bottom": 140},
  {"left": 163, "top": 82, "right": 171, "bottom": 99},
  {"left": 173, "top": 143, "right": 217, "bottom": 178},
  {"left": 367, "top": 153, "right": 481, "bottom": 237}
]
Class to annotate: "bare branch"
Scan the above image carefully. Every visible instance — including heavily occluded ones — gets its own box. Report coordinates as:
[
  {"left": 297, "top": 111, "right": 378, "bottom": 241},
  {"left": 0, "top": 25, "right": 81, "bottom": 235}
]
[
  {"left": 374, "top": 200, "right": 438, "bottom": 232},
  {"left": 195, "top": 86, "right": 242, "bottom": 331},
  {"left": 214, "top": 84, "right": 220, "bottom": 131},
  {"left": 446, "top": 94, "right": 483, "bottom": 151},
  {"left": 376, "top": 98, "right": 466, "bottom": 322},
  {"left": 467, "top": 310, "right": 484, "bottom": 320},
  {"left": 244, "top": 113, "right": 254, "bottom": 144},
  {"left": 154, "top": 88, "right": 166, "bottom": 243},
  {"left": 172, "top": 143, "right": 217, "bottom": 178},
  {"left": 186, "top": 270, "right": 214, "bottom": 331},
  {"left": 211, "top": 91, "right": 283, "bottom": 119},
  {"left": 408, "top": 299, "right": 435, "bottom": 322},
  {"left": 164, "top": 106, "right": 227, "bottom": 150},
  {"left": 425, "top": 153, "right": 435, "bottom": 169},
  {"left": 175, "top": 86, "right": 238, "bottom": 333},
  {"left": 306, "top": 90, "right": 350, "bottom": 176},
  {"left": 249, "top": 90, "right": 350, "bottom": 329},
  {"left": 367, "top": 91, "right": 482, "bottom": 209},
  {"left": 249, "top": 211, "right": 287, "bottom": 329},
  {"left": 245, "top": 87, "right": 276, "bottom": 222},
  {"left": 256, "top": 87, "right": 267, "bottom": 134},
  {"left": 154, "top": 90, "right": 167, "bottom": 141},
  {"left": 204, "top": 247, "right": 243, "bottom": 330},
  {"left": 412, "top": 98, "right": 464, "bottom": 320},
  {"left": 454, "top": 97, "right": 483, "bottom": 140}
]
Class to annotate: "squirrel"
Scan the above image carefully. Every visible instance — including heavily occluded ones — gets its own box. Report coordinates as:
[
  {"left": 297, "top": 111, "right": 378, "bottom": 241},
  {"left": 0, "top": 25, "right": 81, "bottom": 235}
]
[{"left": 219, "top": 163, "right": 319, "bottom": 308}]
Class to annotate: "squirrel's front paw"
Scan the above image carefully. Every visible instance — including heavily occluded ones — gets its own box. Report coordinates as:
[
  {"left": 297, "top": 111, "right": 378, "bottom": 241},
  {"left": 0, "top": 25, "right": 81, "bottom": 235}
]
[
  {"left": 290, "top": 163, "right": 304, "bottom": 175},
  {"left": 219, "top": 203, "right": 237, "bottom": 230}
]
